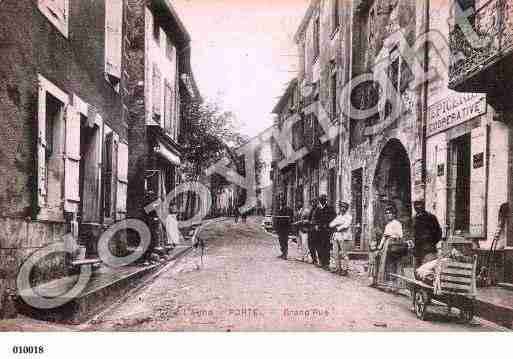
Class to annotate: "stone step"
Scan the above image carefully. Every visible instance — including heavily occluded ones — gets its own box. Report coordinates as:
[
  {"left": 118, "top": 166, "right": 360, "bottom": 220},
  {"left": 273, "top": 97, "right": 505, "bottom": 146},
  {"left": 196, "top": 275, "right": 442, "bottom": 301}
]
[
  {"left": 16, "top": 246, "right": 192, "bottom": 324},
  {"left": 348, "top": 251, "right": 369, "bottom": 260}
]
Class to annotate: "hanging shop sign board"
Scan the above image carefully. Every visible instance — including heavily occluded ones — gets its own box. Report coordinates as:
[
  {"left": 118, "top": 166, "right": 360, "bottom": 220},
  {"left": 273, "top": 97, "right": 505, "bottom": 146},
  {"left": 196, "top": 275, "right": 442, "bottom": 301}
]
[{"left": 427, "top": 93, "right": 486, "bottom": 137}]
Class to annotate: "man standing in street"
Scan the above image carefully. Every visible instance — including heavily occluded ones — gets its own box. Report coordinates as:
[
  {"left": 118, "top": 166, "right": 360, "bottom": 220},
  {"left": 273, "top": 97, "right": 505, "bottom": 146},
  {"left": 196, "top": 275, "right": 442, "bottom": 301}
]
[
  {"left": 274, "top": 199, "right": 294, "bottom": 260},
  {"left": 330, "top": 201, "right": 352, "bottom": 276},
  {"left": 308, "top": 198, "right": 319, "bottom": 265},
  {"left": 312, "top": 194, "right": 336, "bottom": 270},
  {"left": 413, "top": 200, "right": 442, "bottom": 267}
]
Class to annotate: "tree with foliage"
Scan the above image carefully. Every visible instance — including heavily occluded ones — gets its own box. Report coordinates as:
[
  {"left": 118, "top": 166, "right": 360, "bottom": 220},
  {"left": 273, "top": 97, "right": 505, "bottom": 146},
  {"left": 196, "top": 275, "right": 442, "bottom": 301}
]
[{"left": 180, "top": 99, "right": 248, "bottom": 217}]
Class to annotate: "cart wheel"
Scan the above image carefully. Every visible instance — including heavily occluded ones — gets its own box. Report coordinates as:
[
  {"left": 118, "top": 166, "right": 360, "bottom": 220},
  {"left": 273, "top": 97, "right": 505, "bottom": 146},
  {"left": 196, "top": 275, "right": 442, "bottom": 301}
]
[
  {"left": 459, "top": 304, "right": 474, "bottom": 324},
  {"left": 414, "top": 289, "right": 429, "bottom": 321}
]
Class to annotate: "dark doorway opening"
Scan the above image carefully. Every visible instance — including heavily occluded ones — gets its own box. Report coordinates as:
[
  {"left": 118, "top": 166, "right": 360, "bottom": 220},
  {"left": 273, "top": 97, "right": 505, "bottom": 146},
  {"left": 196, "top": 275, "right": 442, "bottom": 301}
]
[
  {"left": 449, "top": 133, "right": 471, "bottom": 233},
  {"left": 352, "top": 168, "right": 363, "bottom": 249},
  {"left": 373, "top": 139, "right": 412, "bottom": 242}
]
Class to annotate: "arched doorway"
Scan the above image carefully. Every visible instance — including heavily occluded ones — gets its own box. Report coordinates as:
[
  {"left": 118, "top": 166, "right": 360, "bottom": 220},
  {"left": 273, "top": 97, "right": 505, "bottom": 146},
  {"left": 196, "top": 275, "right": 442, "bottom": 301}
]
[{"left": 372, "top": 139, "right": 412, "bottom": 242}]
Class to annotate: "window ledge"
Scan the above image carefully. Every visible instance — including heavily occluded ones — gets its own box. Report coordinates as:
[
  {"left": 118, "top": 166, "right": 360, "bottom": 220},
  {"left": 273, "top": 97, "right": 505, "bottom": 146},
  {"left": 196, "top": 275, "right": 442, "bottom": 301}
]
[
  {"left": 105, "top": 73, "right": 121, "bottom": 93},
  {"left": 37, "top": 5, "right": 69, "bottom": 39}
]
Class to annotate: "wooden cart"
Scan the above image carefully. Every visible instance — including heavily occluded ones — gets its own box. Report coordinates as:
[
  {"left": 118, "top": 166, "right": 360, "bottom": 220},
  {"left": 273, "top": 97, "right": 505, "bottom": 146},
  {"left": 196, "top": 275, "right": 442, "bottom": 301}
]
[{"left": 392, "top": 256, "right": 477, "bottom": 323}]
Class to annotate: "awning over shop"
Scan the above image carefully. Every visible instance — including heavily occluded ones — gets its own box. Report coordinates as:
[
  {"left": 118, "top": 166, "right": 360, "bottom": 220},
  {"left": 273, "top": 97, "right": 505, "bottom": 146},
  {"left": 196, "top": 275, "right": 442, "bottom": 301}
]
[{"left": 155, "top": 140, "right": 181, "bottom": 166}]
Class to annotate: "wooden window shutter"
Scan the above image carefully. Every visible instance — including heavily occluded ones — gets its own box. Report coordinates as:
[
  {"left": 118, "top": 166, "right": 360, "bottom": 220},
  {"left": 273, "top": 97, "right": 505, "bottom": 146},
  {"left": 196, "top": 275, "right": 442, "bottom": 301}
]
[
  {"left": 116, "top": 141, "right": 128, "bottom": 219},
  {"left": 164, "top": 81, "right": 173, "bottom": 134},
  {"left": 64, "top": 105, "right": 81, "bottom": 213},
  {"left": 105, "top": 0, "right": 123, "bottom": 79},
  {"left": 102, "top": 130, "right": 119, "bottom": 220},
  {"left": 152, "top": 64, "right": 162, "bottom": 119},
  {"left": 434, "top": 140, "right": 448, "bottom": 238},
  {"left": 37, "top": 84, "right": 48, "bottom": 208},
  {"left": 469, "top": 124, "right": 488, "bottom": 237},
  {"left": 103, "top": 131, "right": 114, "bottom": 219}
]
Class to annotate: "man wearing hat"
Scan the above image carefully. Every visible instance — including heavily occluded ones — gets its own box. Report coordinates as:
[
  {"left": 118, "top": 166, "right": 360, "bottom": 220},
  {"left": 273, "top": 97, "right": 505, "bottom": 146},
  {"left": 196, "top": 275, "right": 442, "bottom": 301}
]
[
  {"left": 330, "top": 201, "right": 353, "bottom": 275},
  {"left": 413, "top": 200, "right": 442, "bottom": 267},
  {"left": 312, "top": 194, "right": 337, "bottom": 270},
  {"left": 274, "top": 198, "right": 294, "bottom": 260}
]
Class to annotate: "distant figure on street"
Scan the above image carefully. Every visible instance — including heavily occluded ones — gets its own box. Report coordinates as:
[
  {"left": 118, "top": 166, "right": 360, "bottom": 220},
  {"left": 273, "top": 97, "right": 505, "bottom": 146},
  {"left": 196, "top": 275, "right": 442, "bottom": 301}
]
[
  {"left": 274, "top": 199, "right": 294, "bottom": 260},
  {"left": 165, "top": 203, "right": 184, "bottom": 247},
  {"left": 330, "top": 201, "right": 352, "bottom": 276},
  {"left": 233, "top": 207, "right": 240, "bottom": 224},
  {"left": 241, "top": 209, "right": 248, "bottom": 224},
  {"left": 413, "top": 200, "right": 442, "bottom": 267},
  {"left": 312, "top": 194, "right": 336, "bottom": 270}
]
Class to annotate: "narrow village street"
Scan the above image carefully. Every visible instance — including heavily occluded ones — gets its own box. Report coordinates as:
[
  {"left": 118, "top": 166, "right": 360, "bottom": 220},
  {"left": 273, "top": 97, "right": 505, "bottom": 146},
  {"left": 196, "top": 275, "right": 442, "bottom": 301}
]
[{"left": 83, "top": 218, "right": 501, "bottom": 331}]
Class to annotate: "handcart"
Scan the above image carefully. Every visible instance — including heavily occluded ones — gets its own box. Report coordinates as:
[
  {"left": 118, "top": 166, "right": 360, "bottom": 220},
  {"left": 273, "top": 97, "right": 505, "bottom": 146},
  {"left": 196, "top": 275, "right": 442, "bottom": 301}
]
[{"left": 391, "top": 255, "right": 477, "bottom": 323}]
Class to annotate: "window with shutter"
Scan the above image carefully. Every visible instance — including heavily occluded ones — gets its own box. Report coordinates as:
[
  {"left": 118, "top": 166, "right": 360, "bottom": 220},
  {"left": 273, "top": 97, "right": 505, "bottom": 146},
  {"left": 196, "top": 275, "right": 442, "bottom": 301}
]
[
  {"left": 37, "top": 75, "right": 69, "bottom": 220},
  {"left": 38, "top": 0, "right": 69, "bottom": 38},
  {"left": 152, "top": 64, "right": 162, "bottom": 121},
  {"left": 105, "top": 0, "right": 123, "bottom": 83},
  {"left": 117, "top": 141, "right": 128, "bottom": 219}
]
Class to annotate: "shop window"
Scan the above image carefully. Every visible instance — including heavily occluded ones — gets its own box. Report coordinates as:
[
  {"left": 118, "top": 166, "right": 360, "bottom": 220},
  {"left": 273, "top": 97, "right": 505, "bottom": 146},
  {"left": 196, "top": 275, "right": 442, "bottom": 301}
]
[
  {"left": 449, "top": 133, "right": 471, "bottom": 233},
  {"left": 38, "top": 0, "right": 69, "bottom": 38}
]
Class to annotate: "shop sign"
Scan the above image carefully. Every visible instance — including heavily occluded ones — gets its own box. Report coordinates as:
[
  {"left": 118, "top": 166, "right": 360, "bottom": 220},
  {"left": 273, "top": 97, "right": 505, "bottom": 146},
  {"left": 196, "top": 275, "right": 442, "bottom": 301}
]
[{"left": 427, "top": 93, "right": 486, "bottom": 137}]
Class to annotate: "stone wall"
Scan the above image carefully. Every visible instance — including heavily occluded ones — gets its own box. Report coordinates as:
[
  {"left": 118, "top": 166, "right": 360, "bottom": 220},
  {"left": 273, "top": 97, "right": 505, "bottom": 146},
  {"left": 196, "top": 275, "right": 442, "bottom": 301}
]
[{"left": 0, "top": 0, "right": 125, "bottom": 298}]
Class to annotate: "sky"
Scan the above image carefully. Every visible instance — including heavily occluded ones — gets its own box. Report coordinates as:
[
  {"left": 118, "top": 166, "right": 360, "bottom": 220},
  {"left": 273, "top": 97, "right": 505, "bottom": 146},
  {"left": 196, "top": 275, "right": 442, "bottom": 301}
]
[{"left": 173, "top": 0, "right": 311, "bottom": 137}]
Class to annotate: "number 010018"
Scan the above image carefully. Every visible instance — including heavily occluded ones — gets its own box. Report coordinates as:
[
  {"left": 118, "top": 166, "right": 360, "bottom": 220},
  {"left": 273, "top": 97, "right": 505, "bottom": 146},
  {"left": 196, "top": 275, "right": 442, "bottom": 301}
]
[{"left": 12, "top": 346, "right": 44, "bottom": 354}]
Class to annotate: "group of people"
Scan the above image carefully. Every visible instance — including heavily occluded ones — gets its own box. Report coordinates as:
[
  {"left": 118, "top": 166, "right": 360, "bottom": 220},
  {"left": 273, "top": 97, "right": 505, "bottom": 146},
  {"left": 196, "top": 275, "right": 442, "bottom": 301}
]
[
  {"left": 274, "top": 194, "right": 353, "bottom": 276},
  {"left": 369, "top": 200, "right": 442, "bottom": 287},
  {"left": 274, "top": 195, "right": 445, "bottom": 283}
]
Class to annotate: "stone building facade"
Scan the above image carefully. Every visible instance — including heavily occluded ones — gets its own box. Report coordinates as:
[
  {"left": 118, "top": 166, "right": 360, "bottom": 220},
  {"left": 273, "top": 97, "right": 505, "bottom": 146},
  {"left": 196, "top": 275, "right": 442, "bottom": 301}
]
[
  {"left": 124, "top": 0, "right": 199, "bottom": 251},
  {"left": 273, "top": 0, "right": 423, "bottom": 252},
  {"left": 0, "top": 0, "right": 128, "bottom": 295},
  {"left": 271, "top": 0, "right": 349, "bottom": 215},
  {"left": 443, "top": 0, "right": 513, "bottom": 284},
  {"left": 274, "top": 0, "right": 513, "bottom": 275},
  {"left": 338, "top": 0, "right": 423, "bottom": 251}
]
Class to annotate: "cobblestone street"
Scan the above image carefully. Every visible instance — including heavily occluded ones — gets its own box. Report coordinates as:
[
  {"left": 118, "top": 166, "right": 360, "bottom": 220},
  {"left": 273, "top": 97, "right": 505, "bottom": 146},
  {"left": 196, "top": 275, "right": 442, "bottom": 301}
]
[{"left": 78, "top": 218, "right": 500, "bottom": 331}]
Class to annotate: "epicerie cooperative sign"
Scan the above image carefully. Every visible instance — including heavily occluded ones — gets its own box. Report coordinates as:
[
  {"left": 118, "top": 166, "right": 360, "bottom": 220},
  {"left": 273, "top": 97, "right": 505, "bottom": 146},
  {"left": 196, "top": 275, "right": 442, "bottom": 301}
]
[{"left": 427, "top": 93, "right": 487, "bottom": 137}]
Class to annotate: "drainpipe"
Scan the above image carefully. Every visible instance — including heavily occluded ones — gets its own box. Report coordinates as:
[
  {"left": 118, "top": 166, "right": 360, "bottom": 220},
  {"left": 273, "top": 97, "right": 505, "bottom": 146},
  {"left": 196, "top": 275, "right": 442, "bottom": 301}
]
[
  {"left": 337, "top": 1, "right": 354, "bottom": 204},
  {"left": 420, "top": 0, "right": 430, "bottom": 201}
]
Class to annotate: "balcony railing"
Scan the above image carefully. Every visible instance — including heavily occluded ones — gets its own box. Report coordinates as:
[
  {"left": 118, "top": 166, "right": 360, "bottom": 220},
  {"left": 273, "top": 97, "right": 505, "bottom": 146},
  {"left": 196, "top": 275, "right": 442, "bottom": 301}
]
[{"left": 449, "top": 0, "right": 513, "bottom": 89}]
